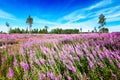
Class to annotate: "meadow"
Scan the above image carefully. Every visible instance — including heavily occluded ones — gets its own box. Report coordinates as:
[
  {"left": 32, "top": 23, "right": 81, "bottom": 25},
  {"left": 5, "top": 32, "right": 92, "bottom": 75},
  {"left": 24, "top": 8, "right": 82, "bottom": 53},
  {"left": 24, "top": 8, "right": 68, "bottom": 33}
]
[{"left": 0, "top": 33, "right": 120, "bottom": 80}]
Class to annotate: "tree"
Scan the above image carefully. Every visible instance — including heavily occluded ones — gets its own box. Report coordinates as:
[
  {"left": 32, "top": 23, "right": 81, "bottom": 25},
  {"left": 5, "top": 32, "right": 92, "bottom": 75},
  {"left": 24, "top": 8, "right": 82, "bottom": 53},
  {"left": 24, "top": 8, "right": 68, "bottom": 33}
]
[
  {"left": 99, "top": 28, "right": 109, "bottom": 33},
  {"left": 88, "top": 30, "right": 90, "bottom": 33},
  {"left": 26, "top": 15, "right": 33, "bottom": 33},
  {"left": 98, "top": 14, "right": 106, "bottom": 32},
  {"left": 50, "top": 28, "right": 79, "bottom": 34},
  {"left": 94, "top": 27, "right": 97, "bottom": 32},
  {"left": 44, "top": 26, "right": 48, "bottom": 33},
  {"left": 80, "top": 28, "right": 82, "bottom": 33},
  {"left": 91, "top": 30, "right": 94, "bottom": 33},
  {"left": 32, "top": 28, "right": 38, "bottom": 33},
  {"left": 5, "top": 22, "right": 10, "bottom": 33},
  {"left": 6, "top": 22, "right": 9, "bottom": 27}
]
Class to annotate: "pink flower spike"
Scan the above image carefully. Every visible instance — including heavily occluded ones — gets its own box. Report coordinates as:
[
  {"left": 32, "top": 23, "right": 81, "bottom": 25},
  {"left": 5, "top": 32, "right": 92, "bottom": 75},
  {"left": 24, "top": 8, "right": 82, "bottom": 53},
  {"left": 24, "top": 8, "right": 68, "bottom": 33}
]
[
  {"left": 118, "top": 63, "right": 120, "bottom": 69},
  {"left": 67, "top": 75, "right": 72, "bottom": 80},
  {"left": 89, "top": 61, "right": 94, "bottom": 69},
  {"left": 20, "top": 62, "right": 29, "bottom": 70},
  {"left": 8, "top": 67, "right": 14, "bottom": 79}
]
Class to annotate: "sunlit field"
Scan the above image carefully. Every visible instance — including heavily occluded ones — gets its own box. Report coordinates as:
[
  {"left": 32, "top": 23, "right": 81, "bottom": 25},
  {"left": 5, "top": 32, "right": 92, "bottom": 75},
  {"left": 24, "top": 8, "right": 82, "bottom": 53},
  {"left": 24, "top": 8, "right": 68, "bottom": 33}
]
[{"left": 0, "top": 32, "right": 120, "bottom": 80}]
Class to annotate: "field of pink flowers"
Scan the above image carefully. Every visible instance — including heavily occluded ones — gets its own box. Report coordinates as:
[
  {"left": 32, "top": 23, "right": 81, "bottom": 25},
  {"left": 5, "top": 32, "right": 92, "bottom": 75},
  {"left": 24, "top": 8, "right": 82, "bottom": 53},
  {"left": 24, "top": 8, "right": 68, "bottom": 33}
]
[{"left": 0, "top": 33, "right": 120, "bottom": 80}]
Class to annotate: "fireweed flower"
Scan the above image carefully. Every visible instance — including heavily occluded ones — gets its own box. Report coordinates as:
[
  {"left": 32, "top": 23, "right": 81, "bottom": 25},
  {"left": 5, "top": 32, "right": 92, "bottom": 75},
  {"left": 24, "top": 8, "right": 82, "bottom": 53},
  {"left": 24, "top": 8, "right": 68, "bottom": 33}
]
[
  {"left": 76, "top": 48, "right": 83, "bottom": 56},
  {"left": 20, "top": 62, "right": 29, "bottom": 70},
  {"left": 97, "top": 62, "right": 104, "bottom": 68},
  {"left": 112, "top": 73, "right": 118, "bottom": 80},
  {"left": 0, "top": 71, "right": 2, "bottom": 75},
  {"left": 30, "top": 60, "right": 34, "bottom": 67},
  {"left": 73, "top": 57, "right": 80, "bottom": 61},
  {"left": 13, "top": 56, "right": 17, "bottom": 67},
  {"left": 47, "top": 72, "right": 55, "bottom": 79},
  {"left": 71, "top": 66, "right": 76, "bottom": 73},
  {"left": 98, "top": 53, "right": 103, "bottom": 59},
  {"left": 20, "top": 48, "right": 25, "bottom": 56},
  {"left": 66, "top": 65, "right": 76, "bottom": 73},
  {"left": 40, "top": 58, "right": 46, "bottom": 65},
  {"left": 89, "top": 54, "right": 94, "bottom": 60},
  {"left": 0, "top": 45, "right": 7, "bottom": 50},
  {"left": 89, "top": 61, "right": 94, "bottom": 69},
  {"left": 55, "top": 74, "right": 62, "bottom": 80},
  {"left": 8, "top": 67, "right": 14, "bottom": 79},
  {"left": 118, "top": 63, "right": 120, "bottom": 69},
  {"left": 2, "top": 58, "right": 4, "bottom": 64},
  {"left": 36, "top": 59, "right": 40, "bottom": 65},
  {"left": 67, "top": 75, "right": 72, "bottom": 80},
  {"left": 69, "top": 55, "right": 74, "bottom": 62},
  {"left": 39, "top": 73, "right": 46, "bottom": 80},
  {"left": 48, "top": 58, "right": 55, "bottom": 65},
  {"left": 30, "top": 52, "right": 35, "bottom": 59},
  {"left": 13, "top": 59, "right": 17, "bottom": 67}
]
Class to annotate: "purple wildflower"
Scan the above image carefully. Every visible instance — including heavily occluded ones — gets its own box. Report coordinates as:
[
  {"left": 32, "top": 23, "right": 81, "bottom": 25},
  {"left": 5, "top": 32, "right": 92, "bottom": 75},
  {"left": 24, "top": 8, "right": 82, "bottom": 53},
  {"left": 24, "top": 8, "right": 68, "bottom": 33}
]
[
  {"left": 8, "top": 67, "right": 14, "bottom": 79},
  {"left": 89, "top": 54, "right": 94, "bottom": 60},
  {"left": 112, "top": 73, "right": 118, "bottom": 80},
  {"left": 36, "top": 59, "right": 40, "bottom": 65},
  {"left": 47, "top": 72, "right": 55, "bottom": 79},
  {"left": 89, "top": 61, "right": 94, "bottom": 69},
  {"left": 56, "top": 74, "right": 62, "bottom": 80},
  {"left": 13, "top": 56, "right": 17, "bottom": 67},
  {"left": 0, "top": 71, "right": 2, "bottom": 75},
  {"left": 39, "top": 73, "right": 46, "bottom": 80},
  {"left": 67, "top": 75, "right": 72, "bottom": 80},
  {"left": 30, "top": 53, "right": 35, "bottom": 59},
  {"left": 40, "top": 58, "right": 46, "bottom": 65},
  {"left": 97, "top": 62, "right": 104, "bottom": 68},
  {"left": 66, "top": 65, "right": 76, "bottom": 73},
  {"left": 20, "top": 62, "right": 29, "bottom": 70},
  {"left": 48, "top": 59, "right": 55, "bottom": 65},
  {"left": 71, "top": 66, "right": 76, "bottom": 73},
  {"left": 118, "top": 63, "right": 120, "bottom": 69}
]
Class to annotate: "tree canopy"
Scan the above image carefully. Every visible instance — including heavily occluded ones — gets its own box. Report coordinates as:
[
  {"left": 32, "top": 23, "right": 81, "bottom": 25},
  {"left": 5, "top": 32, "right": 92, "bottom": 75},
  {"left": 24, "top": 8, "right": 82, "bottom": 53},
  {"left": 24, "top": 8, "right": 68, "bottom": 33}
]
[{"left": 26, "top": 15, "right": 33, "bottom": 33}]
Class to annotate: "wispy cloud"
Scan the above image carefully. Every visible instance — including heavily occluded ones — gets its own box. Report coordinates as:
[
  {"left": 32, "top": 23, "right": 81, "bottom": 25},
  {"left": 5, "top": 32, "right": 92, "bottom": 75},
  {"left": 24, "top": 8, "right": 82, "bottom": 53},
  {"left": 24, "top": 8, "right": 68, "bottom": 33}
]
[
  {"left": 59, "top": 0, "right": 117, "bottom": 24},
  {"left": 0, "top": 9, "right": 16, "bottom": 20},
  {"left": 58, "top": 8, "right": 89, "bottom": 24},
  {"left": 100, "top": 5, "right": 120, "bottom": 22},
  {"left": 51, "top": 17, "right": 98, "bottom": 32},
  {"left": 55, "top": 0, "right": 120, "bottom": 32},
  {"left": 86, "top": 0, "right": 112, "bottom": 10},
  {"left": 0, "top": 25, "right": 9, "bottom": 32},
  {"left": 34, "top": 16, "right": 58, "bottom": 25},
  {"left": 108, "top": 25, "right": 120, "bottom": 32}
]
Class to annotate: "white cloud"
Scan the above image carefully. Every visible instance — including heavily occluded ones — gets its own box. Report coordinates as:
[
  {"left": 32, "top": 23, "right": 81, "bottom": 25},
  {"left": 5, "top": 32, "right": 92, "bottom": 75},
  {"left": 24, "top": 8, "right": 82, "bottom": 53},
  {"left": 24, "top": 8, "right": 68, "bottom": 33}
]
[
  {"left": 107, "top": 11, "right": 120, "bottom": 22},
  {"left": 56, "top": 3, "right": 120, "bottom": 32},
  {"left": 108, "top": 25, "right": 120, "bottom": 32},
  {"left": 107, "top": 17, "right": 120, "bottom": 22},
  {"left": 34, "top": 16, "right": 59, "bottom": 25},
  {"left": 0, "top": 9, "right": 16, "bottom": 20},
  {"left": 51, "top": 17, "right": 98, "bottom": 32},
  {"left": 58, "top": 0, "right": 113, "bottom": 24},
  {"left": 62, "top": 10, "right": 86, "bottom": 20},
  {"left": 58, "top": 8, "right": 89, "bottom": 24},
  {"left": 0, "top": 25, "right": 9, "bottom": 33},
  {"left": 86, "top": 0, "right": 112, "bottom": 10},
  {"left": 101, "top": 5, "right": 120, "bottom": 22}
]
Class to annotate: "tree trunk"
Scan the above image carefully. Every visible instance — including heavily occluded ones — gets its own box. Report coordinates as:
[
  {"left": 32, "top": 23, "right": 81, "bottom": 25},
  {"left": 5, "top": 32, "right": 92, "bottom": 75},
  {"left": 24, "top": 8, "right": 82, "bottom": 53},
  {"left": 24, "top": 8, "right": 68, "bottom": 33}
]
[{"left": 29, "top": 24, "right": 32, "bottom": 34}]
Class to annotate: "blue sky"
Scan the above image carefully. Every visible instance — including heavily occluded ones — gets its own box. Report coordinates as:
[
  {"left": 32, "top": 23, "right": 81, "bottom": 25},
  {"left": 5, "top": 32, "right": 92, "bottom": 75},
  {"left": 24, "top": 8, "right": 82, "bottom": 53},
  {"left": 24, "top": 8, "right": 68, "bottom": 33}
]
[{"left": 0, "top": 0, "right": 120, "bottom": 32}]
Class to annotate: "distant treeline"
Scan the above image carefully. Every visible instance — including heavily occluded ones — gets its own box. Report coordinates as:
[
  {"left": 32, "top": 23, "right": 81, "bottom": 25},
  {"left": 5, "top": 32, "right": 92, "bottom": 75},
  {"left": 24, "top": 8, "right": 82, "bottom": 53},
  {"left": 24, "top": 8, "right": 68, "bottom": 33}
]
[
  {"left": 1, "top": 14, "right": 109, "bottom": 34},
  {"left": 9, "top": 28, "right": 80, "bottom": 34},
  {"left": 50, "top": 28, "right": 79, "bottom": 34}
]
